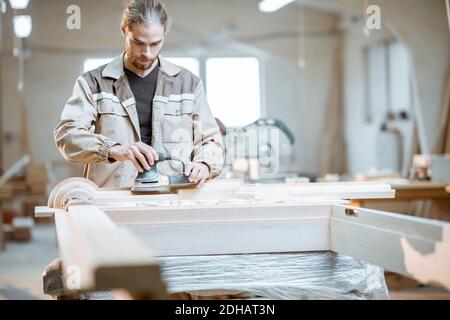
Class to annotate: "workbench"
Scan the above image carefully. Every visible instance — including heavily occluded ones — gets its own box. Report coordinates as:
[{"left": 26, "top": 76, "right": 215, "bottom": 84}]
[
  {"left": 352, "top": 179, "right": 450, "bottom": 222},
  {"left": 36, "top": 178, "right": 450, "bottom": 299}
]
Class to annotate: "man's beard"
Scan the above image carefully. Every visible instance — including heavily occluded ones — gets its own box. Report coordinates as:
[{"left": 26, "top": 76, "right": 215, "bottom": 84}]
[{"left": 128, "top": 51, "right": 158, "bottom": 71}]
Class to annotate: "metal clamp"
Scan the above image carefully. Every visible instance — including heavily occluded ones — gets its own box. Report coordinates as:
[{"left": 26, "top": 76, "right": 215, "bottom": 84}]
[{"left": 345, "top": 208, "right": 359, "bottom": 217}]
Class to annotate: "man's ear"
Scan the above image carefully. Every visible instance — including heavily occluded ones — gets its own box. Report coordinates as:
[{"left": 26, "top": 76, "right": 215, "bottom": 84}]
[{"left": 120, "top": 25, "right": 127, "bottom": 37}]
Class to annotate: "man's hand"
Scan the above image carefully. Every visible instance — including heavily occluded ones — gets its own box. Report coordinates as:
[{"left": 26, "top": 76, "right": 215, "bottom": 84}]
[
  {"left": 185, "top": 162, "right": 210, "bottom": 188},
  {"left": 109, "top": 142, "right": 159, "bottom": 173}
]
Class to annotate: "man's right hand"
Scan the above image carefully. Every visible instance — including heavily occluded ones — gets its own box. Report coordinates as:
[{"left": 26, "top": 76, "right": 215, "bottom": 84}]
[{"left": 109, "top": 142, "right": 159, "bottom": 173}]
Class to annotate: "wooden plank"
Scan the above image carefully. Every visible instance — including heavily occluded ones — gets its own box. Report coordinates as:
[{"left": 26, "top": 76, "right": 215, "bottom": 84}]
[
  {"left": 106, "top": 203, "right": 334, "bottom": 224},
  {"left": 389, "top": 291, "right": 450, "bottom": 300},
  {"left": 362, "top": 180, "right": 450, "bottom": 199},
  {"left": 125, "top": 217, "right": 330, "bottom": 257},
  {"left": 331, "top": 205, "right": 450, "bottom": 290},
  {"left": 92, "top": 181, "right": 395, "bottom": 204},
  {"left": 54, "top": 206, "right": 166, "bottom": 295},
  {"left": 0, "top": 185, "right": 12, "bottom": 201},
  {"left": 332, "top": 205, "right": 446, "bottom": 240},
  {"left": 34, "top": 206, "right": 62, "bottom": 218},
  {"left": 238, "top": 182, "right": 395, "bottom": 201},
  {"left": 109, "top": 204, "right": 332, "bottom": 256},
  {"left": 0, "top": 155, "right": 30, "bottom": 186},
  {"left": 395, "top": 187, "right": 449, "bottom": 200},
  {"left": 94, "top": 179, "right": 244, "bottom": 203}
]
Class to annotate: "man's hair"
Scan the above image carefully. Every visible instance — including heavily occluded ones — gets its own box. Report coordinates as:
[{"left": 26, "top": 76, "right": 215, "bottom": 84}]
[{"left": 121, "top": 0, "right": 171, "bottom": 34}]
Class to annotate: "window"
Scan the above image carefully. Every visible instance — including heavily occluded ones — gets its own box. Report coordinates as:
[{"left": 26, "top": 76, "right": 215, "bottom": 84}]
[
  {"left": 366, "top": 42, "right": 413, "bottom": 173},
  {"left": 366, "top": 41, "right": 411, "bottom": 119},
  {"left": 83, "top": 58, "right": 114, "bottom": 73},
  {"left": 82, "top": 56, "right": 262, "bottom": 129},
  {"left": 367, "top": 44, "right": 388, "bottom": 121},
  {"left": 388, "top": 42, "right": 411, "bottom": 112},
  {"left": 164, "top": 57, "right": 200, "bottom": 77},
  {"left": 206, "top": 57, "right": 261, "bottom": 128}
]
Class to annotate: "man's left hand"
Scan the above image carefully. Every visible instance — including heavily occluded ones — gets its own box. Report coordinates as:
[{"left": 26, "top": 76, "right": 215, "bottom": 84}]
[{"left": 184, "top": 163, "right": 210, "bottom": 188}]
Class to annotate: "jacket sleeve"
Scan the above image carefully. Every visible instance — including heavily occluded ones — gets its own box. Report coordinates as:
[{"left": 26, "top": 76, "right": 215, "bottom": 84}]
[
  {"left": 54, "top": 76, "right": 118, "bottom": 165},
  {"left": 191, "top": 80, "right": 225, "bottom": 179}
]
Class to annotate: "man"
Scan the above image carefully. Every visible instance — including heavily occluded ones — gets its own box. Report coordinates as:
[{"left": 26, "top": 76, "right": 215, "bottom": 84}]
[
  {"left": 45, "top": 0, "right": 224, "bottom": 299},
  {"left": 55, "top": 0, "right": 224, "bottom": 189}
]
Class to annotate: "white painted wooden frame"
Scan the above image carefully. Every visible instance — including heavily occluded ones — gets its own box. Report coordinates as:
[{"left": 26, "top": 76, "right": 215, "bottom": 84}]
[{"left": 38, "top": 179, "right": 450, "bottom": 293}]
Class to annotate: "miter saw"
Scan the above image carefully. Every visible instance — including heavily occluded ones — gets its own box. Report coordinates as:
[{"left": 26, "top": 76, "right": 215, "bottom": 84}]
[
  {"left": 242, "top": 118, "right": 296, "bottom": 181},
  {"left": 131, "top": 152, "right": 195, "bottom": 193}
]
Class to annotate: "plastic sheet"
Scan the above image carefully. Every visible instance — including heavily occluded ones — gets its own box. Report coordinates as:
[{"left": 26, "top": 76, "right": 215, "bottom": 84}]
[{"left": 157, "top": 252, "right": 389, "bottom": 300}]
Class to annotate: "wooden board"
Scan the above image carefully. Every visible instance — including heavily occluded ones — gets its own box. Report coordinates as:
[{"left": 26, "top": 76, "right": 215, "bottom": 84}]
[
  {"left": 54, "top": 206, "right": 166, "bottom": 295},
  {"left": 126, "top": 217, "right": 329, "bottom": 257},
  {"left": 356, "top": 180, "right": 450, "bottom": 200},
  {"left": 393, "top": 181, "right": 450, "bottom": 200},
  {"left": 34, "top": 206, "right": 62, "bottom": 218},
  {"left": 94, "top": 181, "right": 395, "bottom": 203},
  {"left": 111, "top": 204, "right": 331, "bottom": 256},
  {"left": 40, "top": 178, "right": 395, "bottom": 217},
  {"left": 331, "top": 205, "right": 450, "bottom": 290}
]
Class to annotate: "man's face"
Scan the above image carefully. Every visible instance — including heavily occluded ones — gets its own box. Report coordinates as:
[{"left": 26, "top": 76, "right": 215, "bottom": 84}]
[{"left": 123, "top": 23, "right": 165, "bottom": 71}]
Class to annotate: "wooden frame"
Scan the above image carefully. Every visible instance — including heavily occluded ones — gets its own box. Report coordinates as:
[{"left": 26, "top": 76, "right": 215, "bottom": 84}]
[
  {"left": 331, "top": 205, "right": 450, "bottom": 289},
  {"left": 37, "top": 178, "right": 450, "bottom": 295}
]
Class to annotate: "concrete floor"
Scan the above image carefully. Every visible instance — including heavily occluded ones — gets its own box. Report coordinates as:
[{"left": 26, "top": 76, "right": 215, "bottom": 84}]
[{"left": 0, "top": 224, "right": 59, "bottom": 300}]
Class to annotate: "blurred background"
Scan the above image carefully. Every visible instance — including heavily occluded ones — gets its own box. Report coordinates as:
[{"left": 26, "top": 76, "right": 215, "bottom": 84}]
[
  {"left": 0, "top": 0, "right": 449, "bottom": 182},
  {"left": 0, "top": 0, "right": 449, "bottom": 300}
]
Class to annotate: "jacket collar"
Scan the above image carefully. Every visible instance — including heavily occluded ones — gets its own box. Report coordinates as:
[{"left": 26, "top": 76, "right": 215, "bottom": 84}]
[{"left": 102, "top": 52, "right": 182, "bottom": 79}]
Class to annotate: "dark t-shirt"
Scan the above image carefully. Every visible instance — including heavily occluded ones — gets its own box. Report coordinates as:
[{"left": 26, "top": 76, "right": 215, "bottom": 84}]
[{"left": 125, "top": 64, "right": 159, "bottom": 146}]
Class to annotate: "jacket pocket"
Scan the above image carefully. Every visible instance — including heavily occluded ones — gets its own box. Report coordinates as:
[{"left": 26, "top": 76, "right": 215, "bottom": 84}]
[
  {"left": 162, "top": 100, "right": 194, "bottom": 143},
  {"left": 96, "top": 99, "right": 131, "bottom": 143},
  {"left": 97, "top": 99, "right": 129, "bottom": 116}
]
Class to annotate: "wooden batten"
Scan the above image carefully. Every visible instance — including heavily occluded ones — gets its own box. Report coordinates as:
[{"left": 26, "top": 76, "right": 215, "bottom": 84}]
[
  {"left": 331, "top": 205, "right": 450, "bottom": 290},
  {"left": 54, "top": 205, "right": 166, "bottom": 296}
]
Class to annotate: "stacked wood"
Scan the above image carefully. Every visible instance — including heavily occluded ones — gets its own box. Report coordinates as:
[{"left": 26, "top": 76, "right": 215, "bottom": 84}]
[
  {"left": 2, "top": 201, "right": 22, "bottom": 224},
  {"left": 12, "top": 217, "right": 34, "bottom": 242},
  {"left": 2, "top": 224, "right": 13, "bottom": 242},
  {"left": 26, "top": 164, "right": 49, "bottom": 196},
  {"left": 7, "top": 179, "right": 29, "bottom": 195},
  {"left": 0, "top": 185, "right": 12, "bottom": 201}
]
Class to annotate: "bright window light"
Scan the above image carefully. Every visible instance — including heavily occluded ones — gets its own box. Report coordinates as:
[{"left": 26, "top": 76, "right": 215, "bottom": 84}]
[
  {"left": 164, "top": 57, "right": 200, "bottom": 77},
  {"left": 9, "top": 0, "right": 29, "bottom": 10},
  {"left": 13, "top": 15, "right": 32, "bottom": 38},
  {"left": 206, "top": 57, "right": 261, "bottom": 127},
  {"left": 1, "top": 1, "right": 7, "bottom": 14},
  {"left": 259, "top": 0, "right": 294, "bottom": 13},
  {"left": 83, "top": 58, "right": 114, "bottom": 73},
  {"left": 388, "top": 42, "right": 411, "bottom": 112}
]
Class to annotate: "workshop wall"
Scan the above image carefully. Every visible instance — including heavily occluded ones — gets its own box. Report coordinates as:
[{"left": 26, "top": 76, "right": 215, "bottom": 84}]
[{"left": 338, "top": 0, "right": 450, "bottom": 175}]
